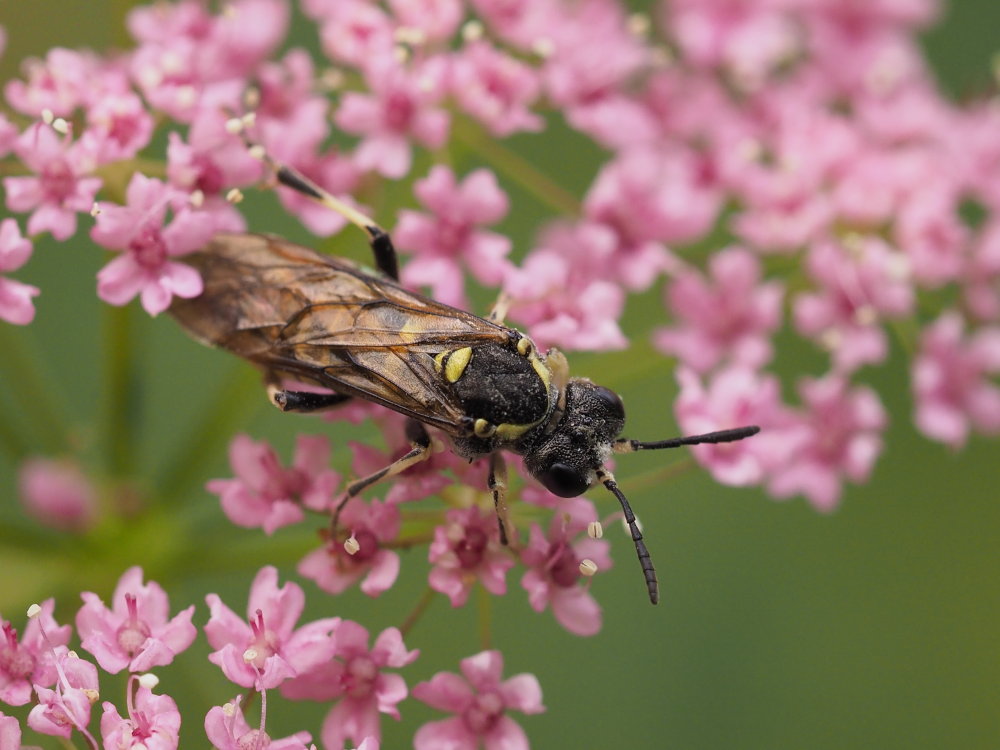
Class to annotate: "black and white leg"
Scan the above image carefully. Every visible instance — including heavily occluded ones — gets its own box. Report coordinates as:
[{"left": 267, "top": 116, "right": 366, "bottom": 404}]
[{"left": 488, "top": 452, "right": 511, "bottom": 545}]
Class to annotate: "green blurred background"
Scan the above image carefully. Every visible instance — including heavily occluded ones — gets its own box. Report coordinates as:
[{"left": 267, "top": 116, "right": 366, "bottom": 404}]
[{"left": 2, "top": 1, "right": 1000, "bottom": 748}]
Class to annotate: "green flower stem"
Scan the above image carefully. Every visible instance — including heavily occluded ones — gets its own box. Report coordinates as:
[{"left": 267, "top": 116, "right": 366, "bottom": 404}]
[
  {"left": 477, "top": 583, "right": 493, "bottom": 649},
  {"left": 0, "top": 324, "right": 70, "bottom": 455},
  {"left": 400, "top": 586, "right": 437, "bottom": 638},
  {"left": 101, "top": 304, "right": 139, "bottom": 477},
  {"left": 155, "top": 362, "right": 264, "bottom": 503},
  {"left": 452, "top": 118, "right": 581, "bottom": 217}
]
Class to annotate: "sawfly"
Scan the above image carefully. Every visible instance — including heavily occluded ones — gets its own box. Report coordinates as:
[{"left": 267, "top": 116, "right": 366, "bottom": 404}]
[{"left": 169, "top": 146, "right": 760, "bottom": 604}]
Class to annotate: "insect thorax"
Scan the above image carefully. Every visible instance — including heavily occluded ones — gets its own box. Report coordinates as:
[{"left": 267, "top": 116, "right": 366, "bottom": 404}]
[{"left": 438, "top": 341, "right": 556, "bottom": 459}]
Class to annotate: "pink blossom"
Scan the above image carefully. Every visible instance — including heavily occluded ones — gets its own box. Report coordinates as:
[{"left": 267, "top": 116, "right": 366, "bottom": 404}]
[
  {"left": 282, "top": 621, "right": 418, "bottom": 749},
  {"left": 964, "top": 218, "right": 1000, "bottom": 321},
  {"left": 584, "top": 146, "right": 720, "bottom": 287},
  {"left": 205, "top": 695, "right": 312, "bottom": 750},
  {"left": 504, "top": 223, "right": 629, "bottom": 352},
  {"left": 27, "top": 648, "right": 99, "bottom": 740},
  {"left": 0, "top": 599, "right": 72, "bottom": 706},
  {"left": 204, "top": 566, "right": 339, "bottom": 690},
  {"left": 768, "top": 376, "right": 887, "bottom": 511},
  {"left": 665, "top": 0, "right": 801, "bottom": 86},
  {"left": 0, "top": 712, "right": 22, "bottom": 750},
  {"left": 18, "top": 457, "right": 97, "bottom": 532},
  {"left": 206, "top": 434, "right": 339, "bottom": 535},
  {"left": 412, "top": 650, "right": 544, "bottom": 750},
  {"left": 348, "top": 432, "right": 451, "bottom": 506},
  {"left": 519, "top": 498, "right": 610, "bottom": 637},
  {"left": 893, "top": 189, "right": 968, "bottom": 288},
  {"left": 335, "top": 57, "right": 450, "bottom": 178},
  {"left": 468, "top": 0, "right": 560, "bottom": 50},
  {"left": 654, "top": 247, "right": 783, "bottom": 372},
  {"left": 388, "top": 0, "right": 463, "bottom": 42},
  {"left": 794, "top": 236, "right": 915, "bottom": 372},
  {"left": 428, "top": 506, "right": 514, "bottom": 607},
  {"left": 91, "top": 172, "right": 212, "bottom": 316},
  {"left": 128, "top": 0, "right": 288, "bottom": 121},
  {"left": 675, "top": 366, "right": 799, "bottom": 486},
  {"left": 4, "top": 124, "right": 102, "bottom": 241},
  {"left": 450, "top": 41, "right": 544, "bottom": 137},
  {"left": 85, "top": 92, "right": 154, "bottom": 163},
  {"left": 297, "top": 498, "right": 401, "bottom": 597},
  {"left": 396, "top": 165, "right": 513, "bottom": 306},
  {"left": 912, "top": 312, "right": 1000, "bottom": 448},
  {"left": 0, "top": 219, "right": 39, "bottom": 326},
  {"left": 100, "top": 686, "right": 180, "bottom": 750},
  {"left": 314, "top": 0, "right": 396, "bottom": 68},
  {"left": 76, "top": 566, "right": 197, "bottom": 674},
  {"left": 4, "top": 48, "right": 101, "bottom": 117}
]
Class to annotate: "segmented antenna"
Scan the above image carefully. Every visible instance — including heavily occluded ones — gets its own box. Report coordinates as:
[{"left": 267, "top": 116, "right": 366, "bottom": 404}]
[{"left": 597, "top": 469, "right": 659, "bottom": 605}]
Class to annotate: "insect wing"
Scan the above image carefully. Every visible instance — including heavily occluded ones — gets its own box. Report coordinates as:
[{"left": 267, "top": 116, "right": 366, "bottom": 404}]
[{"left": 170, "top": 234, "right": 512, "bottom": 434}]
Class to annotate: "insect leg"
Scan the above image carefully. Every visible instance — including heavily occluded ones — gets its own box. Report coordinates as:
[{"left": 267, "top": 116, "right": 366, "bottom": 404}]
[
  {"left": 488, "top": 452, "right": 511, "bottom": 545},
  {"left": 267, "top": 385, "right": 352, "bottom": 413},
  {"left": 332, "top": 419, "right": 433, "bottom": 530},
  {"left": 247, "top": 142, "right": 401, "bottom": 280},
  {"left": 487, "top": 292, "right": 512, "bottom": 324}
]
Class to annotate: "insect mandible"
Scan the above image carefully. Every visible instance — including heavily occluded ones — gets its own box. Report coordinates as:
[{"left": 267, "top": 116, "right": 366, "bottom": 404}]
[{"left": 168, "top": 143, "right": 760, "bottom": 604}]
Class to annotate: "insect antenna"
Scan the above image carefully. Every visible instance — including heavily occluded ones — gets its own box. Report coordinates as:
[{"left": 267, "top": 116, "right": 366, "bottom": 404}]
[
  {"left": 604, "top": 424, "right": 760, "bottom": 604},
  {"left": 596, "top": 469, "right": 659, "bottom": 605},
  {"left": 614, "top": 425, "right": 760, "bottom": 454}
]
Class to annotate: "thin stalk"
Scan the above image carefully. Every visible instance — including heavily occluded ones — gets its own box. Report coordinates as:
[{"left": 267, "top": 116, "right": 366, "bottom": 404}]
[
  {"left": 0, "top": 325, "right": 69, "bottom": 453},
  {"left": 453, "top": 119, "right": 581, "bottom": 217},
  {"left": 101, "top": 304, "right": 139, "bottom": 477},
  {"left": 476, "top": 584, "right": 492, "bottom": 649},
  {"left": 155, "top": 363, "right": 265, "bottom": 502},
  {"left": 400, "top": 587, "right": 437, "bottom": 638}
]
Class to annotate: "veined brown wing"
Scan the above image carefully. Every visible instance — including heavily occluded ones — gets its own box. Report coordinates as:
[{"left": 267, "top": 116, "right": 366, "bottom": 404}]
[{"left": 169, "top": 233, "right": 514, "bottom": 435}]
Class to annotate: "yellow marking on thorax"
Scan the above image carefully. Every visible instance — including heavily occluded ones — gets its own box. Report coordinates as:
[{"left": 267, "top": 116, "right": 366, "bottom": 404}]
[{"left": 444, "top": 347, "right": 473, "bottom": 382}]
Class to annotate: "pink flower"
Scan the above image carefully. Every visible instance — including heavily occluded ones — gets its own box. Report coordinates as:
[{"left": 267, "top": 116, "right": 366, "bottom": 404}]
[
  {"left": 504, "top": 223, "right": 629, "bottom": 352},
  {"left": 412, "top": 650, "right": 544, "bottom": 750},
  {"left": 314, "top": 0, "right": 395, "bottom": 68},
  {"left": 0, "top": 599, "right": 72, "bottom": 706},
  {"left": 91, "top": 172, "right": 212, "bottom": 316},
  {"left": 27, "top": 648, "right": 99, "bottom": 740},
  {"left": 449, "top": 41, "right": 543, "bottom": 137},
  {"left": 0, "top": 219, "right": 39, "bottom": 326},
  {"left": 519, "top": 498, "right": 610, "bottom": 637},
  {"left": 388, "top": 0, "right": 463, "bottom": 42},
  {"left": 396, "top": 165, "right": 513, "bottom": 306},
  {"left": 205, "top": 695, "right": 312, "bottom": 750},
  {"left": 584, "top": 145, "right": 719, "bottom": 288},
  {"left": 76, "top": 566, "right": 197, "bottom": 674},
  {"left": 4, "top": 124, "right": 102, "bottom": 241},
  {"left": 768, "top": 376, "right": 887, "bottom": 511},
  {"left": 912, "top": 312, "right": 1000, "bottom": 448},
  {"left": 674, "top": 366, "right": 798, "bottom": 486},
  {"left": 85, "top": 92, "right": 154, "bottom": 163},
  {"left": 282, "top": 621, "right": 418, "bottom": 749},
  {"left": 100, "top": 686, "right": 180, "bottom": 750},
  {"left": 206, "top": 434, "right": 340, "bottom": 535},
  {"left": 204, "top": 566, "right": 339, "bottom": 690},
  {"left": 794, "top": 236, "right": 915, "bottom": 372},
  {"left": 166, "top": 107, "right": 262, "bottom": 229},
  {"left": 0, "top": 712, "right": 22, "bottom": 750},
  {"left": 4, "top": 48, "right": 100, "bottom": 117},
  {"left": 297, "top": 498, "right": 401, "bottom": 597},
  {"left": 428, "top": 506, "right": 514, "bottom": 607},
  {"left": 18, "top": 457, "right": 97, "bottom": 532},
  {"left": 335, "top": 57, "right": 450, "bottom": 178},
  {"left": 654, "top": 247, "right": 783, "bottom": 372}
]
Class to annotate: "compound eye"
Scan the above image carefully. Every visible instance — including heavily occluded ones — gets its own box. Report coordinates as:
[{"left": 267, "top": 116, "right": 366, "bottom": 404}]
[
  {"left": 593, "top": 386, "right": 625, "bottom": 421},
  {"left": 538, "top": 462, "right": 590, "bottom": 498}
]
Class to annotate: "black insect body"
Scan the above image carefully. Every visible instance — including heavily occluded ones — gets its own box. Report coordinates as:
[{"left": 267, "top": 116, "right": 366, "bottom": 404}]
[{"left": 169, "top": 155, "right": 760, "bottom": 604}]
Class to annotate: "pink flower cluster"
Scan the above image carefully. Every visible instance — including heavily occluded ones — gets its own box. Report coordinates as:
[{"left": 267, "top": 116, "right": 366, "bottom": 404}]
[{"left": 0, "top": 566, "right": 544, "bottom": 750}]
